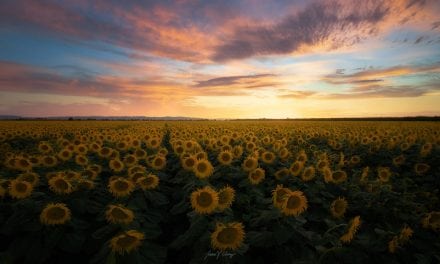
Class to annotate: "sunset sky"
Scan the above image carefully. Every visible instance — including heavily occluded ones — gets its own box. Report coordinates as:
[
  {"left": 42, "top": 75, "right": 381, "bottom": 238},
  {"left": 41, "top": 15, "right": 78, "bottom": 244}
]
[{"left": 1, "top": 0, "right": 439, "bottom": 118}]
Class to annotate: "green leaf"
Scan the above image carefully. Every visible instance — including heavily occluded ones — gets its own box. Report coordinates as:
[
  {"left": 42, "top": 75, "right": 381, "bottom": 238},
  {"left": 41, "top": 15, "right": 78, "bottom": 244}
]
[{"left": 92, "top": 224, "right": 120, "bottom": 240}]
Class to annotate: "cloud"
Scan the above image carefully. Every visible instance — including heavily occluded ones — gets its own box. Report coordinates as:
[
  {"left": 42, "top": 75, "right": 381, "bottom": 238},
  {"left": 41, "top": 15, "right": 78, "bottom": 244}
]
[
  {"left": 323, "top": 83, "right": 440, "bottom": 99},
  {"left": 212, "top": 0, "right": 392, "bottom": 61},
  {"left": 193, "top": 74, "right": 276, "bottom": 88},
  {"left": 278, "top": 91, "right": 316, "bottom": 99},
  {"left": 323, "top": 63, "right": 440, "bottom": 84}
]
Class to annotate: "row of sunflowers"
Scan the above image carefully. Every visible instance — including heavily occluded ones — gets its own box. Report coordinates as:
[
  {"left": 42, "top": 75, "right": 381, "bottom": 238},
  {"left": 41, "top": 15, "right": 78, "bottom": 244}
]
[{"left": 0, "top": 120, "right": 439, "bottom": 263}]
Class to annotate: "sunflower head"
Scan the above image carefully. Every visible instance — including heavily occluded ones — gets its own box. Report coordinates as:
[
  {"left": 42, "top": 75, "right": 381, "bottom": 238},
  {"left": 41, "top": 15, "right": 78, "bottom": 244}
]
[
  {"left": 182, "top": 156, "right": 197, "bottom": 171},
  {"left": 377, "top": 167, "right": 392, "bottom": 183},
  {"left": 109, "top": 230, "right": 144, "bottom": 255},
  {"left": 261, "top": 151, "right": 275, "bottom": 164},
  {"left": 340, "top": 216, "right": 361, "bottom": 243},
  {"left": 248, "top": 168, "right": 265, "bottom": 185},
  {"left": 108, "top": 177, "right": 135, "bottom": 198},
  {"left": 281, "top": 191, "right": 308, "bottom": 216},
  {"left": 58, "top": 149, "right": 73, "bottom": 161},
  {"left": 218, "top": 151, "right": 233, "bottom": 166},
  {"left": 77, "top": 178, "right": 95, "bottom": 190},
  {"left": 242, "top": 156, "right": 258, "bottom": 172},
  {"left": 392, "top": 155, "right": 405, "bottom": 167},
  {"left": 301, "top": 166, "right": 316, "bottom": 182},
  {"left": 137, "top": 174, "right": 160, "bottom": 190},
  {"left": 193, "top": 159, "right": 214, "bottom": 179},
  {"left": 211, "top": 222, "right": 245, "bottom": 252},
  {"left": 290, "top": 161, "right": 304, "bottom": 177},
  {"left": 109, "top": 159, "right": 125, "bottom": 172},
  {"left": 105, "top": 204, "right": 135, "bottom": 225},
  {"left": 9, "top": 179, "right": 33, "bottom": 199},
  {"left": 332, "top": 170, "right": 348, "bottom": 184},
  {"left": 190, "top": 186, "right": 219, "bottom": 214},
  {"left": 217, "top": 186, "right": 235, "bottom": 211},
  {"left": 17, "top": 172, "right": 40, "bottom": 187},
  {"left": 272, "top": 185, "right": 290, "bottom": 209},
  {"left": 40, "top": 203, "right": 71, "bottom": 225},
  {"left": 330, "top": 197, "right": 348, "bottom": 218},
  {"left": 150, "top": 155, "right": 166, "bottom": 170},
  {"left": 421, "top": 211, "right": 440, "bottom": 231},
  {"left": 414, "top": 163, "right": 430, "bottom": 175},
  {"left": 274, "top": 168, "right": 290, "bottom": 180},
  {"left": 75, "top": 155, "right": 89, "bottom": 166},
  {"left": 322, "top": 167, "right": 333, "bottom": 183},
  {"left": 15, "top": 157, "right": 33, "bottom": 171},
  {"left": 48, "top": 174, "right": 74, "bottom": 195},
  {"left": 350, "top": 155, "right": 360, "bottom": 165},
  {"left": 41, "top": 155, "right": 58, "bottom": 167}
]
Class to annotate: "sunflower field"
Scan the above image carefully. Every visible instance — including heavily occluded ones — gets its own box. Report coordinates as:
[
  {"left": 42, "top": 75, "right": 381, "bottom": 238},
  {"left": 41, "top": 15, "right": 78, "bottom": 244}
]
[{"left": 0, "top": 120, "right": 439, "bottom": 264}]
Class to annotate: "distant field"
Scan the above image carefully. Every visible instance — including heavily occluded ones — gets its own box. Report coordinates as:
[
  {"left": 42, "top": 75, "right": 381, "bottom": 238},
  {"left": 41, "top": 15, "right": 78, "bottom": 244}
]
[{"left": 0, "top": 121, "right": 439, "bottom": 264}]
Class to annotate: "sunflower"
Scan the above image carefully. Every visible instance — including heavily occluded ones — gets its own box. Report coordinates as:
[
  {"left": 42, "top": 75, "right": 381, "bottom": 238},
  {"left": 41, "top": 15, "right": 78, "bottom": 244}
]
[
  {"left": 274, "top": 168, "right": 290, "bottom": 180},
  {"left": 261, "top": 151, "right": 275, "bottom": 164},
  {"left": 281, "top": 191, "right": 308, "bottom": 216},
  {"left": 109, "top": 230, "right": 144, "bottom": 255},
  {"left": 98, "top": 147, "right": 113, "bottom": 158},
  {"left": 332, "top": 170, "right": 347, "bottom": 184},
  {"left": 38, "top": 142, "right": 53, "bottom": 154},
  {"left": 278, "top": 147, "right": 290, "bottom": 160},
  {"left": 151, "top": 155, "right": 166, "bottom": 170},
  {"left": 218, "top": 151, "right": 233, "bottom": 166},
  {"left": 134, "top": 149, "right": 147, "bottom": 159},
  {"left": 322, "top": 166, "right": 333, "bottom": 183},
  {"left": 48, "top": 174, "right": 74, "bottom": 195},
  {"left": 9, "top": 179, "right": 33, "bottom": 199},
  {"left": 388, "top": 236, "right": 399, "bottom": 253},
  {"left": 272, "top": 185, "right": 290, "bottom": 209},
  {"left": 350, "top": 155, "right": 360, "bottom": 165},
  {"left": 360, "top": 166, "right": 369, "bottom": 183},
  {"left": 399, "top": 226, "right": 413, "bottom": 243},
  {"left": 105, "top": 204, "right": 135, "bottom": 225},
  {"left": 217, "top": 186, "right": 235, "bottom": 211},
  {"left": 242, "top": 156, "right": 258, "bottom": 172},
  {"left": 289, "top": 161, "right": 304, "bottom": 177},
  {"left": 193, "top": 159, "right": 214, "bottom": 179},
  {"left": 421, "top": 211, "right": 440, "bottom": 231},
  {"left": 15, "top": 157, "right": 33, "bottom": 171},
  {"left": 392, "top": 155, "right": 405, "bottom": 167},
  {"left": 248, "top": 168, "right": 265, "bottom": 185},
  {"left": 301, "top": 166, "right": 316, "bottom": 182},
  {"left": 109, "top": 159, "right": 125, "bottom": 173},
  {"left": 330, "top": 197, "right": 348, "bottom": 219},
  {"left": 57, "top": 149, "right": 73, "bottom": 161},
  {"left": 211, "top": 222, "right": 245, "bottom": 251},
  {"left": 41, "top": 155, "right": 58, "bottom": 167},
  {"left": 108, "top": 177, "right": 135, "bottom": 198},
  {"left": 40, "top": 203, "right": 71, "bottom": 225},
  {"left": 316, "top": 159, "right": 329, "bottom": 172},
  {"left": 414, "top": 163, "right": 430, "bottom": 175},
  {"left": 420, "top": 142, "right": 432, "bottom": 157},
  {"left": 377, "top": 167, "right": 391, "bottom": 183},
  {"left": 232, "top": 145, "right": 243, "bottom": 158},
  {"left": 75, "top": 155, "right": 89, "bottom": 166},
  {"left": 190, "top": 186, "right": 219, "bottom": 214},
  {"left": 340, "top": 216, "right": 361, "bottom": 243},
  {"left": 17, "top": 172, "right": 40, "bottom": 186},
  {"left": 182, "top": 156, "right": 197, "bottom": 171},
  {"left": 137, "top": 174, "right": 160, "bottom": 190}
]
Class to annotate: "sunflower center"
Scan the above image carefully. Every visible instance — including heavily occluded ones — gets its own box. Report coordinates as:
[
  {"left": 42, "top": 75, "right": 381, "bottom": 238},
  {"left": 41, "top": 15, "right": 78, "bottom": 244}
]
[
  {"left": 197, "top": 162, "right": 207, "bottom": 172},
  {"left": 154, "top": 158, "right": 163, "bottom": 166},
  {"left": 185, "top": 158, "right": 195, "bottom": 167},
  {"left": 55, "top": 179, "right": 69, "bottom": 190},
  {"left": 245, "top": 159, "right": 254, "bottom": 168},
  {"left": 221, "top": 154, "right": 230, "bottom": 161},
  {"left": 218, "top": 192, "right": 230, "bottom": 205},
  {"left": 197, "top": 192, "right": 213, "bottom": 207},
  {"left": 251, "top": 172, "right": 260, "bottom": 180},
  {"left": 144, "top": 177, "right": 155, "bottom": 185},
  {"left": 111, "top": 207, "right": 128, "bottom": 219},
  {"left": 47, "top": 207, "right": 66, "bottom": 220},
  {"left": 286, "top": 195, "right": 301, "bottom": 209},
  {"left": 114, "top": 180, "right": 129, "bottom": 191},
  {"left": 116, "top": 235, "right": 137, "bottom": 248},
  {"left": 15, "top": 182, "right": 28, "bottom": 192},
  {"left": 334, "top": 201, "right": 345, "bottom": 213},
  {"left": 217, "top": 227, "right": 238, "bottom": 244}
]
